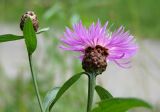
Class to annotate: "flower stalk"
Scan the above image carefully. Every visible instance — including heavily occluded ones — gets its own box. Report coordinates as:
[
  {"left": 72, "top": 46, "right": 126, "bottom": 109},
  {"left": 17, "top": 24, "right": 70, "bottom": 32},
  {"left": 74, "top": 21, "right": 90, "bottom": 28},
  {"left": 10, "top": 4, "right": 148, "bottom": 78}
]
[
  {"left": 87, "top": 73, "right": 96, "bottom": 112},
  {"left": 28, "top": 55, "right": 44, "bottom": 112}
]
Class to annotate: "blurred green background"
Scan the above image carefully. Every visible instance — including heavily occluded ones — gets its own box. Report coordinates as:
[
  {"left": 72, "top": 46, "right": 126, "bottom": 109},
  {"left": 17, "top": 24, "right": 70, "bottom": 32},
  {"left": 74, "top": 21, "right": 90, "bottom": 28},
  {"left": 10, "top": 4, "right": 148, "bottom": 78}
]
[
  {"left": 0, "top": 0, "right": 160, "bottom": 38},
  {"left": 0, "top": 0, "right": 160, "bottom": 112}
]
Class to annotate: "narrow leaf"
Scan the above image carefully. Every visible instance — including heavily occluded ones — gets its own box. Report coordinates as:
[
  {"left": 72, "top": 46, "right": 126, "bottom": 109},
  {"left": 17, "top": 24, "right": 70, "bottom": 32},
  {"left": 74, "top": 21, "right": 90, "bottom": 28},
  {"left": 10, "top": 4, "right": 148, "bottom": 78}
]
[
  {"left": 92, "top": 98, "right": 152, "bottom": 112},
  {"left": 95, "top": 85, "right": 113, "bottom": 100},
  {"left": 0, "top": 34, "right": 23, "bottom": 43},
  {"left": 36, "top": 27, "right": 50, "bottom": 34},
  {"left": 43, "top": 87, "right": 60, "bottom": 112},
  {"left": 23, "top": 18, "right": 37, "bottom": 55},
  {"left": 0, "top": 28, "right": 49, "bottom": 43},
  {"left": 46, "top": 72, "right": 84, "bottom": 112}
]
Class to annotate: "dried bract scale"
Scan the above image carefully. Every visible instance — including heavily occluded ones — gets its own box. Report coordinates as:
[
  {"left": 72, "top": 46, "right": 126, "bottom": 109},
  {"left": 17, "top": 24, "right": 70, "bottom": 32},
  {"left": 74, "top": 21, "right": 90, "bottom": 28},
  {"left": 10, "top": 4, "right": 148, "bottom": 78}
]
[
  {"left": 82, "top": 45, "right": 108, "bottom": 75},
  {"left": 20, "top": 11, "right": 39, "bottom": 32},
  {"left": 60, "top": 20, "right": 138, "bottom": 75}
]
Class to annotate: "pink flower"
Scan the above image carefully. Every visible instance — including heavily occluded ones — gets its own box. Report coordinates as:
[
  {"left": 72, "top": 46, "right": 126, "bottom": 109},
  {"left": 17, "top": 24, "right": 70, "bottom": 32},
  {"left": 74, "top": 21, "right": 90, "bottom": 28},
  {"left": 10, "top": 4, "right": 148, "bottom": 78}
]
[{"left": 60, "top": 20, "right": 137, "bottom": 70}]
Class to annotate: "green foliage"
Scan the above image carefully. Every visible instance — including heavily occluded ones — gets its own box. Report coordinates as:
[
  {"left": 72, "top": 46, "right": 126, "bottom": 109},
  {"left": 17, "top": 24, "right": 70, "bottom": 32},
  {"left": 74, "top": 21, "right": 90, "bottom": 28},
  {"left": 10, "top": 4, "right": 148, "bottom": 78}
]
[
  {"left": 43, "top": 87, "right": 60, "bottom": 112},
  {"left": 23, "top": 18, "right": 37, "bottom": 55},
  {"left": 92, "top": 98, "right": 152, "bottom": 112},
  {"left": 0, "top": 27, "right": 49, "bottom": 43},
  {"left": 36, "top": 27, "right": 50, "bottom": 34},
  {"left": 95, "top": 85, "right": 113, "bottom": 100},
  {"left": 95, "top": 85, "right": 152, "bottom": 112},
  {"left": 43, "top": 72, "right": 84, "bottom": 112},
  {"left": 0, "top": 34, "right": 23, "bottom": 43}
]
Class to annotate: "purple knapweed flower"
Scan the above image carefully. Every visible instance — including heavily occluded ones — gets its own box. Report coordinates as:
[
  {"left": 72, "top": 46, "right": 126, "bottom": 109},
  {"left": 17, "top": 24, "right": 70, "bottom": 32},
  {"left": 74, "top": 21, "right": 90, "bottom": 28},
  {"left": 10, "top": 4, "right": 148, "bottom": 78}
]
[{"left": 60, "top": 20, "right": 137, "bottom": 75}]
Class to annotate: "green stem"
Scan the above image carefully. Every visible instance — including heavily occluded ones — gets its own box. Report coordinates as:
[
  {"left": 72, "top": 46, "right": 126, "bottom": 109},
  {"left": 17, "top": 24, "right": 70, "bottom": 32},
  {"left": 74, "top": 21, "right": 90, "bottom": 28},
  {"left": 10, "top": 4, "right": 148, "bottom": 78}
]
[
  {"left": 28, "top": 55, "right": 44, "bottom": 112},
  {"left": 87, "top": 73, "right": 96, "bottom": 112}
]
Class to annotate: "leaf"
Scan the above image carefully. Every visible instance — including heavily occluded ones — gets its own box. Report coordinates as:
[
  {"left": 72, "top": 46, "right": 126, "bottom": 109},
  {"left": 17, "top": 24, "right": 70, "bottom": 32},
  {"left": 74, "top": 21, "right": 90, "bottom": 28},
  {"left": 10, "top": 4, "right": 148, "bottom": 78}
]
[
  {"left": 43, "top": 72, "right": 84, "bottom": 112},
  {"left": 95, "top": 85, "right": 113, "bottom": 100},
  {"left": 36, "top": 27, "right": 50, "bottom": 34},
  {"left": 0, "top": 28, "right": 48, "bottom": 43},
  {"left": 43, "top": 87, "right": 60, "bottom": 112},
  {"left": 23, "top": 18, "right": 37, "bottom": 55},
  {"left": 92, "top": 98, "right": 152, "bottom": 112},
  {"left": 0, "top": 34, "right": 23, "bottom": 43}
]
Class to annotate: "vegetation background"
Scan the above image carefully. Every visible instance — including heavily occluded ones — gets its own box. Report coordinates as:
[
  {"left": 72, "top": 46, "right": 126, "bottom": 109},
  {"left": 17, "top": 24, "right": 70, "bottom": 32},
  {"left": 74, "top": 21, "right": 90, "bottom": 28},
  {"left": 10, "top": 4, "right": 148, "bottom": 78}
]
[{"left": 0, "top": 0, "right": 160, "bottom": 112}]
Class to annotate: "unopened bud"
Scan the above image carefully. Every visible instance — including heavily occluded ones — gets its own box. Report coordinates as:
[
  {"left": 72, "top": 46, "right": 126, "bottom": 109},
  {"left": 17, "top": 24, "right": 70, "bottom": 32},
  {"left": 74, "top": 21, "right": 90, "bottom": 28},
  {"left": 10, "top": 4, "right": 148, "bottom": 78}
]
[{"left": 20, "top": 11, "right": 39, "bottom": 32}]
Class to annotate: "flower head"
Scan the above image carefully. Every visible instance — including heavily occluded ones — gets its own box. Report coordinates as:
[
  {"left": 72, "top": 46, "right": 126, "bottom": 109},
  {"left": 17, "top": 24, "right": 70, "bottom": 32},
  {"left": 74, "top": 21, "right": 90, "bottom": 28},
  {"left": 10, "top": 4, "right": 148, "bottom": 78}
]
[{"left": 60, "top": 20, "right": 138, "bottom": 75}]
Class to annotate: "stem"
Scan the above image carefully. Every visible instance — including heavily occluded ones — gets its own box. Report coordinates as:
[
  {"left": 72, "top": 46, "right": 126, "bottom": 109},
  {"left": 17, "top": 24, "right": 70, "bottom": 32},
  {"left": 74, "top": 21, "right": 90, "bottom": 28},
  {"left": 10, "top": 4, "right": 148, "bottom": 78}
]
[
  {"left": 28, "top": 55, "right": 44, "bottom": 112},
  {"left": 87, "top": 73, "right": 96, "bottom": 112}
]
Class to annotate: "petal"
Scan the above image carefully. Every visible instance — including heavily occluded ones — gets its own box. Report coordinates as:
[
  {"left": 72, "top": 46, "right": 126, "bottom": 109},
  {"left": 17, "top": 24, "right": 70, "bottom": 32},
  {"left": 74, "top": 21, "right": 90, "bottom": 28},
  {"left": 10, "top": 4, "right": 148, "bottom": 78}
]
[{"left": 106, "top": 26, "right": 137, "bottom": 67}]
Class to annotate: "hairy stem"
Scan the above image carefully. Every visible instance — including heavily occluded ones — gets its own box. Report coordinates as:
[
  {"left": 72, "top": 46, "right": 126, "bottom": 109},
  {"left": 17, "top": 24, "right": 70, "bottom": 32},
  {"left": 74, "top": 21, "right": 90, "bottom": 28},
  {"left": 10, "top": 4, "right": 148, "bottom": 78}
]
[
  {"left": 28, "top": 55, "right": 44, "bottom": 112},
  {"left": 87, "top": 73, "right": 96, "bottom": 112}
]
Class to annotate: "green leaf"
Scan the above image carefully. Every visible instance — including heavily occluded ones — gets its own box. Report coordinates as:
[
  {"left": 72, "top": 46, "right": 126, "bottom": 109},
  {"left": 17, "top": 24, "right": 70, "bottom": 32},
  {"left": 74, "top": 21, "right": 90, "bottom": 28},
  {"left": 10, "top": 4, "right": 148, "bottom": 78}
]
[
  {"left": 0, "top": 27, "right": 49, "bottom": 43},
  {"left": 23, "top": 18, "right": 37, "bottom": 55},
  {"left": 95, "top": 85, "right": 113, "bottom": 100},
  {"left": 92, "top": 98, "right": 152, "bottom": 112},
  {"left": 43, "top": 87, "right": 60, "bottom": 112},
  {"left": 43, "top": 72, "right": 84, "bottom": 112},
  {"left": 0, "top": 34, "right": 23, "bottom": 43},
  {"left": 36, "top": 27, "right": 50, "bottom": 34}
]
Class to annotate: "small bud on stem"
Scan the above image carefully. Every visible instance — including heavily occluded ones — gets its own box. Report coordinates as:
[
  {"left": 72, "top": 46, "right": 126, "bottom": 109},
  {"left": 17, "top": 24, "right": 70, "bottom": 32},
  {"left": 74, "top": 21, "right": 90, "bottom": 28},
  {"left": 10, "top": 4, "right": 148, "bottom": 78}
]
[{"left": 20, "top": 11, "right": 39, "bottom": 32}]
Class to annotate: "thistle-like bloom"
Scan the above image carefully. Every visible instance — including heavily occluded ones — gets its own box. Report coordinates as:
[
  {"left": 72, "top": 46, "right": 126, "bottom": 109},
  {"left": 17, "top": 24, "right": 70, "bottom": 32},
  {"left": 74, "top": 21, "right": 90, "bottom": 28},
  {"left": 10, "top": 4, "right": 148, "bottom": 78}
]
[{"left": 61, "top": 21, "right": 137, "bottom": 75}]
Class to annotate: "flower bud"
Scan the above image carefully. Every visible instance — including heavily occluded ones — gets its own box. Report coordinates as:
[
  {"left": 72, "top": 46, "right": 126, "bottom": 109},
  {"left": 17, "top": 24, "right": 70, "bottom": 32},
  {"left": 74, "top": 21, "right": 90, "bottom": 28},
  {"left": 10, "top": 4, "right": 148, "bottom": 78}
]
[{"left": 20, "top": 11, "right": 39, "bottom": 32}]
